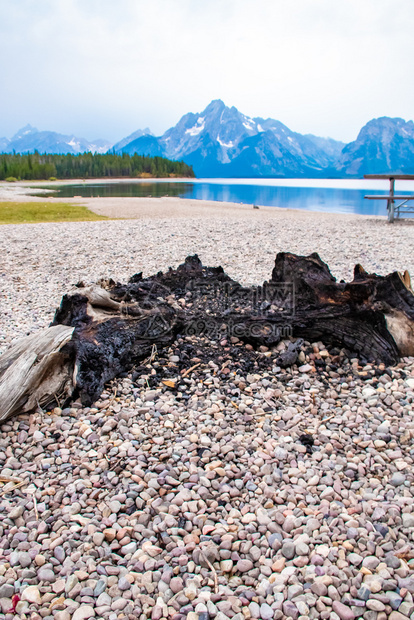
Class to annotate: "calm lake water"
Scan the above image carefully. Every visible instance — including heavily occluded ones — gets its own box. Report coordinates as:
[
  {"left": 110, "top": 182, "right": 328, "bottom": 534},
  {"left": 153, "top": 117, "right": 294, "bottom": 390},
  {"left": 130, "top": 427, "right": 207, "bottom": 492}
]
[{"left": 34, "top": 178, "right": 414, "bottom": 216}]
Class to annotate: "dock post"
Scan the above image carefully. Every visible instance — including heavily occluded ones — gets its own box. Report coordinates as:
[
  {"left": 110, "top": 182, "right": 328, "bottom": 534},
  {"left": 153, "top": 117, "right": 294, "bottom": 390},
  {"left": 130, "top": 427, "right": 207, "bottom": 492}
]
[{"left": 388, "top": 177, "right": 395, "bottom": 222}]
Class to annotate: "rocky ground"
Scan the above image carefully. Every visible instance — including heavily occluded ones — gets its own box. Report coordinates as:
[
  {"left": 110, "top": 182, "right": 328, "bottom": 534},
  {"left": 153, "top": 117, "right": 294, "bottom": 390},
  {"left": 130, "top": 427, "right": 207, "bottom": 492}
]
[
  {"left": 1, "top": 211, "right": 414, "bottom": 620},
  {"left": 1, "top": 337, "right": 414, "bottom": 620}
]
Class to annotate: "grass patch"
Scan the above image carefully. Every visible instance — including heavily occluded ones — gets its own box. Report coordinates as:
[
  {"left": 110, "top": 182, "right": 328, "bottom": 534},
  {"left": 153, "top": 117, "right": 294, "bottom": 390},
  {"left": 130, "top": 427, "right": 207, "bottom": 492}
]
[{"left": 0, "top": 201, "right": 109, "bottom": 225}]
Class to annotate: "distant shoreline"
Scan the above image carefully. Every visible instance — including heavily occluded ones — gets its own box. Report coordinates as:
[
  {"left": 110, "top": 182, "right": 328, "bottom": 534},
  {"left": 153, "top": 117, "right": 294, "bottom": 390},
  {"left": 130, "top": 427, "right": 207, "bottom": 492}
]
[
  {"left": 0, "top": 179, "right": 381, "bottom": 218},
  {"left": 0, "top": 178, "right": 393, "bottom": 220}
]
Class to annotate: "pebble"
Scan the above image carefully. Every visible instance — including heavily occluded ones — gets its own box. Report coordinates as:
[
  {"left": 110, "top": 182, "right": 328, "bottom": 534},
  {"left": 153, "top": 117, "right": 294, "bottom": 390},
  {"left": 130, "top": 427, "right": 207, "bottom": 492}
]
[
  {"left": 8, "top": 505, "right": 24, "bottom": 519},
  {"left": 65, "top": 574, "right": 78, "bottom": 593},
  {"left": 390, "top": 472, "right": 406, "bottom": 486},
  {"left": 249, "top": 602, "right": 260, "bottom": 618},
  {"left": 53, "top": 546, "right": 65, "bottom": 562},
  {"left": 1, "top": 224, "right": 414, "bottom": 620},
  {"left": 348, "top": 552, "right": 364, "bottom": 566},
  {"left": 283, "top": 600, "right": 299, "bottom": 619},
  {"left": 37, "top": 568, "right": 56, "bottom": 582},
  {"left": 93, "top": 580, "right": 106, "bottom": 597},
  {"left": 0, "top": 585, "right": 14, "bottom": 598},
  {"left": 366, "top": 599, "right": 386, "bottom": 611},
  {"left": 386, "top": 555, "right": 402, "bottom": 569},
  {"left": 237, "top": 559, "right": 253, "bottom": 572},
  {"left": 54, "top": 613, "right": 71, "bottom": 620},
  {"left": 21, "top": 585, "right": 41, "bottom": 604},
  {"left": 402, "top": 513, "right": 414, "bottom": 528},
  {"left": 72, "top": 606, "right": 96, "bottom": 620},
  {"left": 332, "top": 600, "right": 355, "bottom": 620},
  {"left": 281, "top": 542, "right": 296, "bottom": 559},
  {"left": 363, "top": 556, "right": 380, "bottom": 570},
  {"left": 387, "top": 592, "right": 403, "bottom": 610},
  {"left": 170, "top": 577, "right": 183, "bottom": 593},
  {"left": 96, "top": 592, "right": 111, "bottom": 606}
]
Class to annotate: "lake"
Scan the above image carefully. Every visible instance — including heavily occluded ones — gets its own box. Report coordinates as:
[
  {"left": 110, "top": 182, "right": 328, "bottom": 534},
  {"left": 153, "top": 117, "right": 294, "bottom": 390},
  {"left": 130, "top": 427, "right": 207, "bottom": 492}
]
[{"left": 33, "top": 178, "right": 414, "bottom": 216}]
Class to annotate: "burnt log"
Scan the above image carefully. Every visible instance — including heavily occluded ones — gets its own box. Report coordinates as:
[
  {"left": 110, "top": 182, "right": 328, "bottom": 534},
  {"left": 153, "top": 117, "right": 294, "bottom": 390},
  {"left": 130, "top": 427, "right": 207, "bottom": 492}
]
[{"left": 1, "top": 252, "right": 414, "bottom": 422}]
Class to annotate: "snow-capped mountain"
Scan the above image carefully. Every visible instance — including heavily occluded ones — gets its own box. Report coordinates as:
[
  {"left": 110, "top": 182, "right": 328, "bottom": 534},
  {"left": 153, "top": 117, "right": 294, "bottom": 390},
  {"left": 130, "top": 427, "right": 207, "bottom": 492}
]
[
  {"left": 111, "top": 127, "right": 153, "bottom": 152},
  {"left": 160, "top": 99, "right": 260, "bottom": 163},
  {"left": 117, "top": 100, "right": 346, "bottom": 177},
  {"left": 0, "top": 124, "right": 112, "bottom": 155},
  {"left": 3, "top": 105, "right": 414, "bottom": 177},
  {"left": 335, "top": 117, "right": 414, "bottom": 176}
]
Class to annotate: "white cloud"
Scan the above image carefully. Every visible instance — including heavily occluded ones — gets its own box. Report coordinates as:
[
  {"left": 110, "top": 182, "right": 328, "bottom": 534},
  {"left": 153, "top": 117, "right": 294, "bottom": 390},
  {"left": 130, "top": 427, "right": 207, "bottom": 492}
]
[{"left": 0, "top": 0, "right": 413, "bottom": 142}]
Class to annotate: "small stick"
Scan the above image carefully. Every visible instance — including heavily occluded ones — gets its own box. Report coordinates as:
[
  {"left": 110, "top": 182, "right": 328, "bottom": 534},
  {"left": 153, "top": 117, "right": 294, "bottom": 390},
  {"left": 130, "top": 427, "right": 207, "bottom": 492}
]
[
  {"left": 321, "top": 413, "right": 336, "bottom": 424},
  {"left": 150, "top": 344, "right": 157, "bottom": 362},
  {"left": 182, "top": 362, "right": 201, "bottom": 377},
  {"left": 0, "top": 476, "right": 23, "bottom": 484},
  {"left": 0, "top": 480, "right": 26, "bottom": 496},
  {"left": 200, "top": 551, "right": 218, "bottom": 593},
  {"left": 53, "top": 392, "right": 61, "bottom": 408},
  {"left": 142, "top": 344, "right": 158, "bottom": 366},
  {"left": 32, "top": 494, "right": 39, "bottom": 521}
]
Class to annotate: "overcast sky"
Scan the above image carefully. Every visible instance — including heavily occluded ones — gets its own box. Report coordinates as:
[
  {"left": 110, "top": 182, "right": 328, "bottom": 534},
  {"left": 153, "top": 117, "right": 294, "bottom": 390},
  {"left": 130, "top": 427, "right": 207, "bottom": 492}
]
[{"left": 1, "top": 0, "right": 413, "bottom": 144}]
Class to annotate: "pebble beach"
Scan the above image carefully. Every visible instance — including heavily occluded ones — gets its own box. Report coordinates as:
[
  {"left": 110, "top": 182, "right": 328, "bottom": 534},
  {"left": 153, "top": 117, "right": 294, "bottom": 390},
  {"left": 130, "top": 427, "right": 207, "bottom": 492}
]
[{"left": 1, "top": 187, "right": 414, "bottom": 620}]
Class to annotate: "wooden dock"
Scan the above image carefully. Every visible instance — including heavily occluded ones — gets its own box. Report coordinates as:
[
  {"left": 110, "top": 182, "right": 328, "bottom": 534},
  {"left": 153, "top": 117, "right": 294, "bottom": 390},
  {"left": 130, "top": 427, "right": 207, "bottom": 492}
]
[{"left": 364, "top": 174, "right": 414, "bottom": 222}]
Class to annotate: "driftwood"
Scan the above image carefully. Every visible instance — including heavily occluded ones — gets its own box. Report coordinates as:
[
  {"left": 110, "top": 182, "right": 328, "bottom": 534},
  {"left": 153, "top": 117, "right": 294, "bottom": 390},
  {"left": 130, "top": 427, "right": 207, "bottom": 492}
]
[
  {"left": 1, "top": 252, "right": 414, "bottom": 422},
  {"left": 0, "top": 325, "right": 74, "bottom": 421}
]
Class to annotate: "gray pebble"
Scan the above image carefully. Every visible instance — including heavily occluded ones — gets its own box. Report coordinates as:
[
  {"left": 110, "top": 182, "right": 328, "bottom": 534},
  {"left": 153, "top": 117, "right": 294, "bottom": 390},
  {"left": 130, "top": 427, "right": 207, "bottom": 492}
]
[
  {"left": 387, "top": 592, "right": 403, "bottom": 610},
  {"left": 390, "top": 472, "right": 406, "bottom": 486},
  {"left": 385, "top": 555, "right": 401, "bottom": 569},
  {"left": 53, "top": 546, "right": 65, "bottom": 562},
  {"left": 0, "top": 585, "right": 14, "bottom": 598},
  {"left": 281, "top": 542, "right": 296, "bottom": 559},
  {"left": 260, "top": 602, "right": 274, "bottom": 620},
  {"left": 93, "top": 580, "right": 107, "bottom": 597},
  {"left": 37, "top": 568, "right": 56, "bottom": 582}
]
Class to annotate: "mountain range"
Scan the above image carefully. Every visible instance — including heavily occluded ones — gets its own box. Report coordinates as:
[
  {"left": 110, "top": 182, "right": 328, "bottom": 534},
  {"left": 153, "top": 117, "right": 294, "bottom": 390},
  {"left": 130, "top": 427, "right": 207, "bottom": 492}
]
[
  {"left": 2, "top": 101, "right": 414, "bottom": 177},
  {"left": 0, "top": 124, "right": 112, "bottom": 155}
]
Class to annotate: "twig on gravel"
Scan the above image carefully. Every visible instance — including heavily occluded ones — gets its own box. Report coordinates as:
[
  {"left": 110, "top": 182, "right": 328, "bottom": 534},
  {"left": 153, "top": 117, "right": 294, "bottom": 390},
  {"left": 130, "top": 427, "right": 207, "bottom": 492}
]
[
  {"left": 200, "top": 551, "right": 218, "bottom": 593},
  {"left": 182, "top": 362, "right": 201, "bottom": 377},
  {"left": 0, "top": 475, "right": 23, "bottom": 484},
  {"left": 321, "top": 413, "right": 336, "bottom": 424},
  {"left": 142, "top": 344, "right": 158, "bottom": 366},
  {"left": 32, "top": 493, "right": 39, "bottom": 520},
  {"left": 0, "top": 479, "right": 26, "bottom": 496}
]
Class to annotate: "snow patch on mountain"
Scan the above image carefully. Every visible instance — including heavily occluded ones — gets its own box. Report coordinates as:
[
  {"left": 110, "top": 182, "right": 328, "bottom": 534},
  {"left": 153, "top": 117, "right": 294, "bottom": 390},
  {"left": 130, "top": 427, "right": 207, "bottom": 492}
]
[
  {"left": 185, "top": 118, "right": 205, "bottom": 136},
  {"left": 67, "top": 138, "right": 80, "bottom": 149},
  {"left": 217, "top": 137, "right": 235, "bottom": 148},
  {"left": 243, "top": 118, "right": 256, "bottom": 132}
]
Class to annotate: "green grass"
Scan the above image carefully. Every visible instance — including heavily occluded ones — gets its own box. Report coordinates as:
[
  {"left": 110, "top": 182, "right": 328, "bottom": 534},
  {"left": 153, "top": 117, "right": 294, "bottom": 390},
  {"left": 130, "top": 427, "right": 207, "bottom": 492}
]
[{"left": 0, "top": 201, "right": 109, "bottom": 225}]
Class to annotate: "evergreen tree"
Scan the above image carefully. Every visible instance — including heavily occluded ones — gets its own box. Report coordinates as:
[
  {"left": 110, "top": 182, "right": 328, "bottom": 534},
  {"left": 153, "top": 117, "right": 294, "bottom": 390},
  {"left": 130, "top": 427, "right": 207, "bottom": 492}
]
[{"left": 0, "top": 152, "right": 195, "bottom": 180}]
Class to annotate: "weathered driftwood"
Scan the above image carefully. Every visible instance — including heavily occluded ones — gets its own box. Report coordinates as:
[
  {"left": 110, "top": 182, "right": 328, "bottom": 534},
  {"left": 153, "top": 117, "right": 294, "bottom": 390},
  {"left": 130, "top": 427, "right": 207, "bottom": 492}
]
[
  {"left": 1, "top": 252, "right": 414, "bottom": 422},
  {"left": 0, "top": 325, "right": 74, "bottom": 422}
]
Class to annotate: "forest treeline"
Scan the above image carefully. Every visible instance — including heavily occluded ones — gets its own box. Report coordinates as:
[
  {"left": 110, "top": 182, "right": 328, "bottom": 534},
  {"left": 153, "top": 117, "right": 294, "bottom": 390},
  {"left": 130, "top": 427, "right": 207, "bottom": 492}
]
[{"left": 0, "top": 151, "right": 195, "bottom": 180}]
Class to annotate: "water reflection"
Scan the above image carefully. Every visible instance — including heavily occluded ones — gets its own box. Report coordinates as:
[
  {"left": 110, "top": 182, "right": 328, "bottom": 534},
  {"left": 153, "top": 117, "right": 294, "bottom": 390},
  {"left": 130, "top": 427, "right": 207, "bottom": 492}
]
[{"left": 33, "top": 181, "right": 397, "bottom": 216}]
